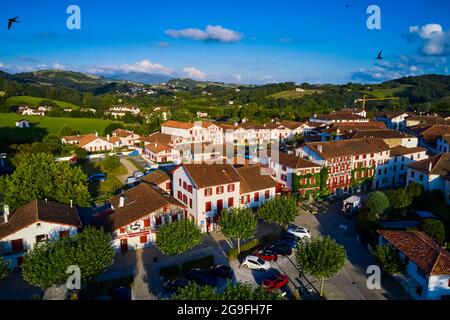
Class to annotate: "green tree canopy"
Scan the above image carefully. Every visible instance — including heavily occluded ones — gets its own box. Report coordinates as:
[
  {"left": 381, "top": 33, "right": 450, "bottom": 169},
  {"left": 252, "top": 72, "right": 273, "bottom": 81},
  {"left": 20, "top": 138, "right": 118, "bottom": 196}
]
[
  {"left": 156, "top": 219, "right": 204, "bottom": 255},
  {"left": 218, "top": 208, "right": 257, "bottom": 253},
  {"left": 365, "top": 191, "right": 390, "bottom": 216},
  {"left": 58, "top": 125, "right": 79, "bottom": 137},
  {"left": 101, "top": 155, "right": 121, "bottom": 172},
  {"left": 0, "top": 257, "right": 9, "bottom": 282},
  {"left": 373, "top": 245, "right": 404, "bottom": 274},
  {"left": 257, "top": 196, "right": 299, "bottom": 227},
  {"left": 385, "top": 188, "right": 412, "bottom": 211},
  {"left": 422, "top": 219, "right": 445, "bottom": 246},
  {"left": 172, "top": 281, "right": 285, "bottom": 300},
  {"left": 295, "top": 236, "right": 347, "bottom": 296},
  {"left": 22, "top": 227, "right": 115, "bottom": 289},
  {"left": 103, "top": 122, "right": 124, "bottom": 136},
  {"left": 1, "top": 153, "right": 92, "bottom": 210}
]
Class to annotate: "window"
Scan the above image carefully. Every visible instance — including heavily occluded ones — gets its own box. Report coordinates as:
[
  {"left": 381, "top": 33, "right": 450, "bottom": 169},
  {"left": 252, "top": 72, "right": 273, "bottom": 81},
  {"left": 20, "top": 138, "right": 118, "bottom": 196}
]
[
  {"left": 183, "top": 182, "right": 187, "bottom": 190},
  {"left": 183, "top": 195, "right": 187, "bottom": 204},
  {"left": 11, "top": 239, "right": 24, "bottom": 253},
  {"left": 310, "top": 177, "right": 315, "bottom": 184},
  {"left": 140, "top": 235, "right": 147, "bottom": 244},
  {"left": 416, "top": 266, "right": 426, "bottom": 279},
  {"left": 36, "top": 234, "right": 47, "bottom": 243},
  {"left": 216, "top": 186, "right": 224, "bottom": 194},
  {"left": 179, "top": 179, "right": 181, "bottom": 187},
  {"left": 177, "top": 191, "right": 182, "bottom": 200},
  {"left": 227, "top": 184, "right": 235, "bottom": 192},
  {"left": 144, "top": 219, "right": 151, "bottom": 228},
  {"left": 265, "top": 190, "right": 270, "bottom": 199},
  {"left": 281, "top": 174, "right": 287, "bottom": 182},
  {"left": 189, "top": 198, "right": 193, "bottom": 209},
  {"left": 120, "top": 227, "right": 125, "bottom": 234},
  {"left": 204, "top": 188, "right": 212, "bottom": 197},
  {"left": 411, "top": 171, "right": 415, "bottom": 178},
  {"left": 254, "top": 193, "right": 260, "bottom": 201},
  {"left": 205, "top": 202, "right": 212, "bottom": 212},
  {"left": 166, "top": 182, "right": 171, "bottom": 190},
  {"left": 282, "top": 165, "right": 287, "bottom": 171},
  {"left": 228, "top": 197, "right": 234, "bottom": 207},
  {"left": 419, "top": 174, "right": 423, "bottom": 181},
  {"left": 188, "top": 185, "right": 193, "bottom": 193}
]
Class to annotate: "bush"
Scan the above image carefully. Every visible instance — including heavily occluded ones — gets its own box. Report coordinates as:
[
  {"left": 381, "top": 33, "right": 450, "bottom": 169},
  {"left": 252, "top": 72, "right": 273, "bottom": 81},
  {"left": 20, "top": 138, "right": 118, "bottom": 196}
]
[
  {"left": 373, "top": 245, "right": 404, "bottom": 274},
  {"left": 101, "top": 155, "right": 121, "bottom": 172},
  {"left": 227, "top": 239, "right": 259, "bottom": 261},
  {"left": 365, "top": 191, "right": 390, "bottom": 216},
  {"left": 422, "top": 219, "right": 445, "bottom": 246}
]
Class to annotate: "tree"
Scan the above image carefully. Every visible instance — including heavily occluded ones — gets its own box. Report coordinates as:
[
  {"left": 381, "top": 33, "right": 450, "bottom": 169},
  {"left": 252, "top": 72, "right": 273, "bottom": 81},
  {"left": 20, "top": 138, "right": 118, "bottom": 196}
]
[
  {"left": 422, "top": 219, "right": 445, "bottom": 246},
  {"left": 257, "top": 196, "right": 299, "bottom": 227},
  {"left": 156, "top": 220, "right": 203, "bottom": 255},
  {"left": 2, "top": 153, "right": 92, "bottom": 210},
  {"left": 407, "top": 182, "right": 423, "bottom": 199},
  {"left": 218, "top": 208, "right": 257, "bottom": 253},
  {"left": 101, "top": 155, "right": 121, "bottom": 172},
  {"left": 295, "top": 236, "right": 347, "bottom": 296},
  {"left": 172, "top": 281, "right": 285, "bottom": 300},
  {"left": 385, "top": 188, "right": 412, "bottom": 212},
  {"left": 73, "top": 147, "right": 87, "bottom": 163},
  {"left": 22, "top": 227, "right": 115, "bottom": 289},
  {"left": 103, "top": 122, "right": 124, "bottom": 136},
  {"left": 365, "top": 191, "right": 389, "bottom": 217},
  {"left": 0, "top": 257, "right": 8, "bottom": 282},
  {"left": 373, "top": 245, "right": 404, "bottom": 274}
]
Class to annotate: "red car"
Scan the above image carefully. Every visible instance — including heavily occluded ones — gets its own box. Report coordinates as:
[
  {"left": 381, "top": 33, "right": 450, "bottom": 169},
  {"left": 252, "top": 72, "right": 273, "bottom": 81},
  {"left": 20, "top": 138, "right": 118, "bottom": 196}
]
[
  {"left": 252, "top": 249, "right": 278, "bottom": 262},
  {"left": 261, "top": 273, "right": 289, "bottom": 291}
]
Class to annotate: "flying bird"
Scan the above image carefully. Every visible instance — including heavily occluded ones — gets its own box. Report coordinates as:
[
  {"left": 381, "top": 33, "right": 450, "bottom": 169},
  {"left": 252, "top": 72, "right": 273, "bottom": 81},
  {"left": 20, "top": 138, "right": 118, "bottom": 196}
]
[
  {"left": 346, "top": 4, "right": 350, "bottom": 8},
  {"left": 376, "top": 50, "right": 383, "bottom": 60},
  {"left": 8, "top": 16, "right": 19, "bottom": 30}
]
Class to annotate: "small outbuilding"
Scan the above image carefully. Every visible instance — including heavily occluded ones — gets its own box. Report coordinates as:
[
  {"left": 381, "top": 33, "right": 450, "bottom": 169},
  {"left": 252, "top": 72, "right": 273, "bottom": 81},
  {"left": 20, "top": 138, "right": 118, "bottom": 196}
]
[{"left": 15, "top": 119, "right": 30, "bottom": 129}]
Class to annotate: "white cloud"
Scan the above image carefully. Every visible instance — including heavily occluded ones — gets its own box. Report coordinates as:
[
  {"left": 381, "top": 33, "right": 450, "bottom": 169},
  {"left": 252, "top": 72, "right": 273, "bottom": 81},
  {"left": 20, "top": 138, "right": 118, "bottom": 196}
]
[
  {"left": 166, "top": 25, "right": 243, "bottom": 43},
  {"left": 182, "top": 67, "right": 206, "bottom": 79},
  {"left": 89, "top": 60, "right": 172, "bottom": 75},
  {"left": 52, "top": 62, "right": 66, "bottom": 70},
  {"left": 233, "top": 74, "right": 242, "bottom": 82},
  {"left": 409, "top": 23, "right": 450, "bottom": 56}
]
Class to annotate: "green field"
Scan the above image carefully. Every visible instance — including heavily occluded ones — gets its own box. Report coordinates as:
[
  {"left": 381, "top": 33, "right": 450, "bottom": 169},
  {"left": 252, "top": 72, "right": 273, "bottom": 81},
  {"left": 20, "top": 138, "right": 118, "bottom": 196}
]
[
  {"left": 269, "top": 89, "right": 324, "bottom": 99},
  {"left": 360, "top": 85, "right": 412, "bottom": 99},
  {"left": 0, "top": 113, "right": 116, "bottom": 136},
  {"left": 6, "top": 95, "right": 81, "bottom": 110}
]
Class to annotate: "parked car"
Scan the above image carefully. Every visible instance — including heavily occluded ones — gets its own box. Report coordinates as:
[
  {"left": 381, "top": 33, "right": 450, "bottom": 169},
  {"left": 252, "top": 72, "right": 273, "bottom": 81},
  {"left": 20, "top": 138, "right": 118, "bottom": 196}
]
[
  {"left": 134, "top": 171, "right": 144, "bottom": 179},
  {"left": 163, "top": 277, "right": 190, "bottom": 293},
  {"left": 88, "top": 173, "right": 107, "bottom": 183},
  {"left": 252, "top": 249, "right": 278, "bottom": 262},
  {"left": 185, "top": 269, "right": 218, "bottom": 287},
  {"left": 128, "top": 150, "right": 139, "bottom": 157},
  {"left": 144, "top": 164, "right": 158, "bottom": 171},
  {"left": 287, "top": 226, "right": 312, "bottom": 240},
  {"left": 267, "top": 243, "right": 293, "bottom": 256},
  {"left": 276, "top": 238, "right": 297, "bottom": 249},
  {"left": 242, "top": 255, "right": 271, "bottom": 271},
  {"left": 207, "top": 265, "right": 233, "bottom": 279},
  {"left": 108, "top": 286, "right": 131, "bottom": 300},
  {"left": 261, "top": 273, "right": 289, "bottom": 292}
]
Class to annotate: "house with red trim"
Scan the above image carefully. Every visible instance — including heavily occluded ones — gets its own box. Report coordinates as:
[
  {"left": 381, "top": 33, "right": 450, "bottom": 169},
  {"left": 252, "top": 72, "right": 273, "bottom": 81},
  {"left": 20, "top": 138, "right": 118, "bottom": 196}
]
[{"left": 0, "top": 200, "right": 82, "bottom": 269}]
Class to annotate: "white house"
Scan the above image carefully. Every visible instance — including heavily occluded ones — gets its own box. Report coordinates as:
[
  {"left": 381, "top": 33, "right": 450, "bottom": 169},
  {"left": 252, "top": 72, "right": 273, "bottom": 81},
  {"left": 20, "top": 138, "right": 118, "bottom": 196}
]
[
  {"left": 108, "top": 183, "right": 186, "bottom": 253},
  {"left": 235, "top": 165, "right": 277, "bottom": 209},
  {"left": 269, "top": 151, "right": 321, "bottom": 192},
  {"left": 15, "top": 119, "right": 30, "bottom": 129},
  {"left": 378, "top": 230, "right": 450, "bottom": 300},
  {"left": 142, "top": 170, "right": 172, "bottom": 194},
  {"left": 406, "top": 153, "right": 450, "bottom": 204},
  {"left": 436, "top": 135, "right": 450, "bottom": 154},
  {"left": 112, "top": 129, "right": 141, "bottom": 147},
  {"left": 374, "top": 146, "right": 428, "bottom": 189},
  {"left": 375, "top": 112, "right": 409, "bottom": 131},
  {"left": 0, "top": 200, "right": 82, "bottom": 269},
  {"left": 109, "top": 105, "right": 141, "bottom": 118},
  {"left": 161, "top": 120, "right": 224, "bottom": 145}
]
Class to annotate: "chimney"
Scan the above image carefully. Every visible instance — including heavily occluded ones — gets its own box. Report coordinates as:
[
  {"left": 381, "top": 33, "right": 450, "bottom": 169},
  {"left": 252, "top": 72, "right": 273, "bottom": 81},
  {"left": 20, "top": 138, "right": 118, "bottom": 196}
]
[
  {"left": 317, "top": 145, "right": 323, "bottom": 153},
  {"left": 119, "top": 196, "right": 125, "bottom": 208},
  {"left": 3, "top": 205, "right": 9, "bottom": 224},
  {"left": 107, "top": 134, "right": 110, "bottom": 142},
  {"left": 95, "top": 132, "right": 99, "bottom": 138},
  {"left": 429, "top": 162, "right": 433, "bottom": 172},
  {"left": 45, "top": 198, "right": 48, "bottom": 203},
  {"left": 70, "top": 200, "right": 73, "bottom": 208}
]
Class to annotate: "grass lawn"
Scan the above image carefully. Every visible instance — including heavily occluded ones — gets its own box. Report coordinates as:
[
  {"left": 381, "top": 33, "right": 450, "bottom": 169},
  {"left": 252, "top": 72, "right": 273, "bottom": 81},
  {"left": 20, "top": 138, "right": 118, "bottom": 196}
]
[
  {"left": 0, "top": 113, "right": 117, "bottom": 135},
  {"left": 269, "top": 89, "right": 324, "bottom": 99},
  {"left": 360, "top": 85, "right": 412, "bottom": 99},
  {"left": 6, "top": 96, "right": 81, "bottom": 110}
]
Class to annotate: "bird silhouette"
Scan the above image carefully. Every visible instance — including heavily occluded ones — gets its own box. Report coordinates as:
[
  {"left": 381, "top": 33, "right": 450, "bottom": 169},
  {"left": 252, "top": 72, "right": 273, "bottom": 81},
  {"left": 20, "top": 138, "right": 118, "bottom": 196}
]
[
  {"left": 376, "top": 50, "right": 383, "bottom": 60},
  {"left": 8, "top": 16, "right": 19, "bottom": 30},
  {"left": 346, "top": 4, "right": 350, "bottom": 8}
]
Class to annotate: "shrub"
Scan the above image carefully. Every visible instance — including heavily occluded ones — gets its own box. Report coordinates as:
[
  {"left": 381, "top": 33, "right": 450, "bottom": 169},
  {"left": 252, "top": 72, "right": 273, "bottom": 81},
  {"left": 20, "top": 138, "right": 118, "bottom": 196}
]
[
  {"left": 422, "top": 219, "right": 445, "bottom": 246},
  {"left": 373, "top": 245, "right": 404, "bottom": 274},
  {"left": 227, "top": 239, "right": 259, "bottom": 261}
]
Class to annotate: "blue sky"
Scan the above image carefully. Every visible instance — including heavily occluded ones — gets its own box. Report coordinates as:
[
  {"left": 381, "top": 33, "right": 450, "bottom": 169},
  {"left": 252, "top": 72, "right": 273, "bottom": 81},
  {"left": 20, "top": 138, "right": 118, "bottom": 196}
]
[{"left": 0, "top": 0, "right": 450, "bottom": 84}]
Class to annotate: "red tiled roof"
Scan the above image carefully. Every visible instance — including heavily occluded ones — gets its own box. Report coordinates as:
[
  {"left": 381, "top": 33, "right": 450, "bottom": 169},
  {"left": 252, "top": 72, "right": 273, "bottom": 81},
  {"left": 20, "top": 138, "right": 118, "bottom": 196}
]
[
  {"left": 348, "top": 129, "right": 414, "bottom": 140},
  {"left": 420, "top": 125, "right": 450, "bottom": 141},
  {"left": 389, "top": 146, "right": 426, "bottom": 157},
  {"left": 378, "top": 230, "right": 450, "bottom": 276},
  {"left": 407, "top": 153, "right": 450, "bottom": 177},
  {"left": 235, "top": 165, "right": 277, "bottom": 194},
  {"left": 275, "top": 152, "right": 321, "bottom": 169},
  {"left": 0, "top": 200, "right": 82, "bottom": 239},
  {"left": 182, "top": 164, "right": 241, "bottom": 189}
]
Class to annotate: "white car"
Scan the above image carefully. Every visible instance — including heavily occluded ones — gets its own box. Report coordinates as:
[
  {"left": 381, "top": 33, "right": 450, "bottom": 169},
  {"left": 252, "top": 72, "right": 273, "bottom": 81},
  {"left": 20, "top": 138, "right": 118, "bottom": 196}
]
[
  {"left": 287, "top": 226, "right": 312, "bottom": 239},
  {"left": 242, "top": 255, "right": 271, "bottom": 271}
]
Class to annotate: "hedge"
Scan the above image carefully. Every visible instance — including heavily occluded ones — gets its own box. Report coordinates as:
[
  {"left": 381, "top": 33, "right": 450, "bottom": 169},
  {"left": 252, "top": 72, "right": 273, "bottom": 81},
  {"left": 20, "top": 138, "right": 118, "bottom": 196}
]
[{"left": 227, "top": 239, "right": 259, "bottom": 261}]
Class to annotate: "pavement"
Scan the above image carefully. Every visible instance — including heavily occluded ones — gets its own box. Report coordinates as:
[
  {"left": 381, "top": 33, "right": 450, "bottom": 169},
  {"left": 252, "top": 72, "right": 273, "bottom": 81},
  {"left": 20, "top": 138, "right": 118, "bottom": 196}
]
[{"left": 117, "top": 158, "right": 139, "bottom": 184}]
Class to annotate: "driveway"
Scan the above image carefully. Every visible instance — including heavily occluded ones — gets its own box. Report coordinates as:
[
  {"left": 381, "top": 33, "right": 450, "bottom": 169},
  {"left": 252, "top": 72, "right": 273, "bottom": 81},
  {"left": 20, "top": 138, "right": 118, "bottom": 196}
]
[{"left": 117, "top": 158, "right": 138, "bottom": 184}]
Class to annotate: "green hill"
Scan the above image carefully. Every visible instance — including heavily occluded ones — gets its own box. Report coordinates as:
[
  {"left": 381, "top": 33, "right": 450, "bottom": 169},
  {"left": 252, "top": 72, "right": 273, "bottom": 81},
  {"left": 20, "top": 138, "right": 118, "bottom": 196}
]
[
  {"left": 6, "top": 96, "right": 81, "bottom": 110},
  {"left": 269, "top": 89, "right": 324, "bottom": 99}
]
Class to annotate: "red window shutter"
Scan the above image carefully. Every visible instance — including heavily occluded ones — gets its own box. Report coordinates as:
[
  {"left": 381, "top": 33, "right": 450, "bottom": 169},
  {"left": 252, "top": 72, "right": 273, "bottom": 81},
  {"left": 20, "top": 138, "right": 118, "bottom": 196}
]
[
  {"left": 228, "top": 197, "right": 234, "bottom": 207},
  {"left": 183, "top": 195, "right": 187, "bottom": 204},
  {"left": 205, "top": 202, "right": 212, "bottom": 212},
  {"left": 166, "top": 182, "right": 171, "bottom": 190},
  {"left": 140, "top": 235, "right": 147, "bottom": 244},
  {"left": 265, "top": 191, "right": 270, "bottom": 199},
  {"left": 189, "top": 198, "right": 193, "bottom": 209},
  {"left": 247, "top": 195, "right": 250, "bottom": 202},
  {"left": 183, "top": 182, "right": 187, "bottom": 190},
  {"left": 241, "top": 196, "right": 245, "bottom": 204},
  {"left": 254, "top": 193, "right": 259, "bottom": 201},
  {"left": 11, "top": 239, "right": 24, "bottom": 252},
  {"left": 144, "top": 219, "right": 150, "bottom": 228},
  {"left": 178, "top": 191, "right": 182, "bottom": 200},
  {"left": 179, "top": 179, "right": 181, "bottom": 186},
  {"left": 120, "top": 227, "right": 125, "bottom": 234},
  {"left": 188, "top": 185, "right": 193, "bottom": 193}
]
